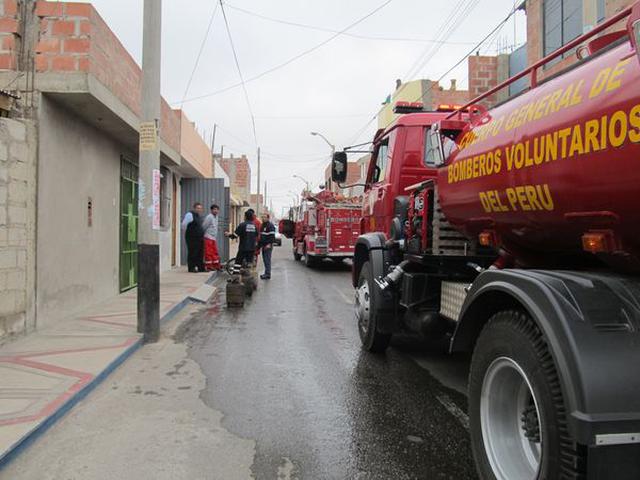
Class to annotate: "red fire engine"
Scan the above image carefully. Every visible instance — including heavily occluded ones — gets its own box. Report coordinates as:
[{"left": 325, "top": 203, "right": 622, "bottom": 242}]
[
  {"left": 331, "top": 5, "right": 640, "bottom": 479},
  {"left": 280, "top": 190, "right": 360, "bottom": 267}
]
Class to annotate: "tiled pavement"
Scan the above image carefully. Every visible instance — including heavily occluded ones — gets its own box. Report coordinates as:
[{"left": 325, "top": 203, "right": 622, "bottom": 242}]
[{"left": 0, "top": 268, "right": 216, "bottom": 467}]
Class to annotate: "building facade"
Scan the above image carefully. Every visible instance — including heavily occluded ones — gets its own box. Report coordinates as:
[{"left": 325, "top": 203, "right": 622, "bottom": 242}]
[{"left": 0, "top": 1, "right": 215, "bottom": 341}]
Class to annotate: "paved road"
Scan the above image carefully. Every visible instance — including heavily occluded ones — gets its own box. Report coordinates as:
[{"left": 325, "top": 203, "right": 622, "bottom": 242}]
[
  {"left": 177, "top": 242, "right": 478, "bottom": 479},
  {"left": 1, "top": 241, "right": 477, "bottom": 480}
]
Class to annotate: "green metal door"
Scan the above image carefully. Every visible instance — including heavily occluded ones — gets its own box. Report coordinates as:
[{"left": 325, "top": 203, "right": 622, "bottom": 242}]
[{"left": 119, "top": 157, "right": 139, "bottom": 292}]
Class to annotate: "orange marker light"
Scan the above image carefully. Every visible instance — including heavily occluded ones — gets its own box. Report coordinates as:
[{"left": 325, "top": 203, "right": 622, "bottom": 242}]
[
  {"left": 479, "top": 231, "right": 494, "bottom": 247},
  {"left": 582, "top": 232, "right": 609, "bottom": 253}
]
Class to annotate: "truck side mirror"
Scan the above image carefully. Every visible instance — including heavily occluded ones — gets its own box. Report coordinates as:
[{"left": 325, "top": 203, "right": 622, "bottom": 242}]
[{"left": 331, "top": 151, "right": 348, "bottom": 184}]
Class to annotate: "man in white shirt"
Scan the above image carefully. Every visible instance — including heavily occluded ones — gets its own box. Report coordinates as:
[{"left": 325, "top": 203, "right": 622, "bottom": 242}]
[{"left": 202, "top": 204, "right": 221, "bottom": 271}]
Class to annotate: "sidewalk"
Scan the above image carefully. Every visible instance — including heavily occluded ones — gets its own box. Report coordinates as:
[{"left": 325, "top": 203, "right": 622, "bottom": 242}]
[{"left": 0, "top": 267, "right": 218, "bottom": 467}]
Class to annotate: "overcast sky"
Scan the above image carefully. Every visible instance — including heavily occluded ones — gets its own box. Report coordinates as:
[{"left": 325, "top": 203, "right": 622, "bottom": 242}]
[{"left": 65, "top": 0, "right": 526, "bottom": 215}]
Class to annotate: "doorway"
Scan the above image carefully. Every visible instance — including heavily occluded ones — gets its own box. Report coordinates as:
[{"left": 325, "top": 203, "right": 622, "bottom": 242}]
[{"left": 119, "top": 156, "right": 138, "bottom": 292}]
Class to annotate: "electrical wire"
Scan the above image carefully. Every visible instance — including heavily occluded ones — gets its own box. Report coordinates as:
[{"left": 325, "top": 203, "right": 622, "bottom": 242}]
[
  {"left": 348, "top": 0, "right": 478, "bottom": 144},
  {"left": 215, "top": 123, "right": 331, "bottom": 161},
  {"left": 180, "top": 2, "right": 219, "bottom": 108},
  {"left": 225, "top": 3, "right": 477, "bottom": 46},
  {"left": 219, "top": 0, "right": 258, "bottom": 146},
  {"left": 407, "top": 0, "right": 481, "bottom": 80},
  {"left": 254, "top": 113, "right": 370, "bottom": 120},
  {"left": 178, "top": 0, "right": 395, "bottom": 105},
  {"left": 347, "top": 2, "right": 521, "bottom": 145}
]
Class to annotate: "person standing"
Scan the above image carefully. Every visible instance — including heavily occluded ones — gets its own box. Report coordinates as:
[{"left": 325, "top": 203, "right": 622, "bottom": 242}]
[
  {"left": 225, "top": 210, "right": 258, "bottom": 270},
  {"left": 181, "top": 202, "right": 205, "bottom": 273},
  {"left": 202, "top": 204, "right": 221, "bottom": 271},
  {"left": 259, "top": 212, "right": 276, "bottom": 280}
]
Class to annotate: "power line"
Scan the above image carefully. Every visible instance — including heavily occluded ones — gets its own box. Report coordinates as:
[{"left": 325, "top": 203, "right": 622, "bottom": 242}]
[
  {"left": 219, "top": 0, "right": 258, "bottom": 146},
  {"left": 347, "top": 0, "right": 479, "bottom": 144},
  {"left": 178, "top": 0, "right": 395, "bottom": 105},
  {"left": 254, "top": 113, "right": 370, "bottom": 120},
  {"left": 225, "top": 3, "right": 477, "bottom": 46},
  {"left": 406, "top": 0, "right": 481, "bottom": 80},
  {"left": 347, "top": 2, "right": 520, "bottom": 145},
  {"left": 215, "top": 123, "right": 330, "bottom": 160},
  {"left": 180, "top": 2, "right": 219, "bottom": 108}
]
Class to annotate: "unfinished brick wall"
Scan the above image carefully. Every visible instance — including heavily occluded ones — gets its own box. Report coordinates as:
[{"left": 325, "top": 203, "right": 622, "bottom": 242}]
[
  {"left": 0, "top": 117, "right": 36, "bottom": 342},
  {"left": 468, "top": 55, "right": 500, "bottom": 107},
  {"left": 431, "top": 80, "right": 470, "bottom": 108},
  {"left": 0, "top": 0, "right": 18, "bottom": 70},
  {"left": 219, "top": 155, "right": 251, "bottom": 200},
  {"left": 31, "top": 1, "right": 181, "bottom": 152}
]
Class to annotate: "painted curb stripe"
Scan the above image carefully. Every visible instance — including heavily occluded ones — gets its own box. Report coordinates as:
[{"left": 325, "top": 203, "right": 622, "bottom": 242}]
[
  {"left": 0, "top": 274, "right": 220, "bottom": 470},
  {"left": 0, "top": 336, "right": 142, "bottom": 468}
]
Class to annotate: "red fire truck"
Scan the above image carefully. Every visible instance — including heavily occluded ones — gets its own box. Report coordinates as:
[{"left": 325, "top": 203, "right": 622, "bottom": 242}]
[
  {"left": 331, "top": 6, "right": 640, "bottom": 479},
  {"left": 280, "top": 190, "right": 360, "bottom": 267}
]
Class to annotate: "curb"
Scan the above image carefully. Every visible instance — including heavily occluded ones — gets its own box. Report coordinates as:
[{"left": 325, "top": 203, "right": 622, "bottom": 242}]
[{"left": 0, "top": 273, "right": 221, "bottom": 470}]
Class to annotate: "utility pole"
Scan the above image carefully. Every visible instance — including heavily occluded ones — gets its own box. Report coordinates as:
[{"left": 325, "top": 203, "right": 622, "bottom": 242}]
[
  {"left": 256, "top": 147, "right": 261, "bottom": 216},
  {"left": 264, "top": 181, "right": 267, "bottom": 214},
  {"left": 137, "top": 0, "right": 162, "bottom": 343}
]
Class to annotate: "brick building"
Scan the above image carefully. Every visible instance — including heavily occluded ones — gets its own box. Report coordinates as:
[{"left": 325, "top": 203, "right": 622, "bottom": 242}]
[
  {"left": 217, "top": 154, "right": 251, "bottom": 202},
  {"left": 0, "top": 1, "right": 216, "bottom": 341}
]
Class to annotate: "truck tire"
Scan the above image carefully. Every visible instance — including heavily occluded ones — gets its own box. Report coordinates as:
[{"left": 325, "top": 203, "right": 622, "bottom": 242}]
[
  {"left": 304, "top": 245, "right": 316, "bottom": 268},
  {"left": 469, "top": 310, "right": 586, "bottom": 480},
  {"left": 356, "top": 261, "right": 391, "bottom": 353}
]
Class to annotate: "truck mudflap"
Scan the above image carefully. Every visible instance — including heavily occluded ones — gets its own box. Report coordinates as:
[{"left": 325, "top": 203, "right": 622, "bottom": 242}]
[
  {"left": 353, "top": 233, "right": 400, "bottom": 334},
  {"left": 451, "top": 269, "right": 640, "bottom": 453}
]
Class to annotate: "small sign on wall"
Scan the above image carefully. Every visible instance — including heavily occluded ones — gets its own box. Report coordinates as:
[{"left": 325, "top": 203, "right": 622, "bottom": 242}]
[
  {"left": 139, "top": 121, "right": 158, "bottom": 151},
  {"left": 152, "top": 169, "right": 161, "bottom": 230}
]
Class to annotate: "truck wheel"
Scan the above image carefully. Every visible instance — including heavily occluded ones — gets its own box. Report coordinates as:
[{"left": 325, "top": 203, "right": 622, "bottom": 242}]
[
  {"left": 356, "top": 261, "right": 391, "bottom": 353},
  {"left": 304, "top": 245, "right": 316, "bottom": 268},
  {"left": 304, "top": 252, "right": 316, "bottom": 268},
  {"left": 469, "top": 310, "right": 586, "bottom": 480}
]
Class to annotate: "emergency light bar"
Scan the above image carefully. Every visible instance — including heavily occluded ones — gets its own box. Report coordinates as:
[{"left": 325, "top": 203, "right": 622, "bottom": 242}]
[
  {"left": 436, "top": 104, "right": 469, "bottom": 112},
  {"left": 393, "top": 101, "right": 424, "bottom": 114}
]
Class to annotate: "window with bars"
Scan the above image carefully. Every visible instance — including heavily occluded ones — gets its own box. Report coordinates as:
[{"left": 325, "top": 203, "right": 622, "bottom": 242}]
[{"left": 543, "top": 0, "right": 583, "bottom": 60}]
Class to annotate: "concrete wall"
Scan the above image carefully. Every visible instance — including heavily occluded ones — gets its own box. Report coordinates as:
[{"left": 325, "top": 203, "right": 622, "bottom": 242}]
[
  {"left": 179, "top": 111, "right": 213, "bottom": 178},
  {"left": 0, "top": 117, "right": 37, "bottom": 342},
  {"left": 36, "top": 95, "right": 126, "bottom": 326}
]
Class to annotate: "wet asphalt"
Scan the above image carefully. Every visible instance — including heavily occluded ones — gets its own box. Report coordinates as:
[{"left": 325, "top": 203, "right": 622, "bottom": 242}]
[{"left": 175, "top": 243, "right": 478, "bottom": 480}]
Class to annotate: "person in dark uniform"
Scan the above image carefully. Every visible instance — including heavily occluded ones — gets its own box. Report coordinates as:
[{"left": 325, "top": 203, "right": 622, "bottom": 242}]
[
  {"left": 181, "top": 202, "right": 205, "bottom": 272},
  {"left": 226, "top": 210, "right": 258, "bottom": 271},
  {"left": 258, "top": 212, "right": 276, "bottom": 280}
]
